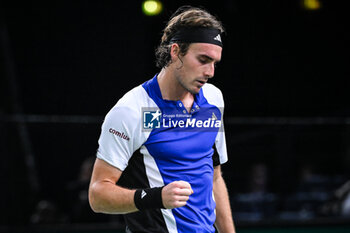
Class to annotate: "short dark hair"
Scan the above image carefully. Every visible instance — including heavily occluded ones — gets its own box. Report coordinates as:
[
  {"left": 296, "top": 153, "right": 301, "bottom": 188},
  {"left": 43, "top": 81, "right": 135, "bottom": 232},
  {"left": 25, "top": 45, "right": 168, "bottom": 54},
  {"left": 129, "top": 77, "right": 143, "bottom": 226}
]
[{"left": 155, "top": 6, "right": 224, "bottom": 69}]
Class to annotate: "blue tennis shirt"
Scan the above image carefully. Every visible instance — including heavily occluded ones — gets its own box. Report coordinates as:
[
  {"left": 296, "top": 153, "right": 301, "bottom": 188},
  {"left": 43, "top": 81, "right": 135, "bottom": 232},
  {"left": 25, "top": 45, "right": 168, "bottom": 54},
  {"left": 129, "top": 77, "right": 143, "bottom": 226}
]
[{"left": 97, "top": 74, "right": 228, "bottom": 233}]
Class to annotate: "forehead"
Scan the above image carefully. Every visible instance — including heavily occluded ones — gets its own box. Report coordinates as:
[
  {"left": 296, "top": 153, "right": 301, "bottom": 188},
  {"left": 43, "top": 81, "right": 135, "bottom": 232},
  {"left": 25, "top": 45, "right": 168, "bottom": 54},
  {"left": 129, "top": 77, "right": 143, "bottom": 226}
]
[{"left": 187, "top": 43, "right": 222, "bottom": 61}]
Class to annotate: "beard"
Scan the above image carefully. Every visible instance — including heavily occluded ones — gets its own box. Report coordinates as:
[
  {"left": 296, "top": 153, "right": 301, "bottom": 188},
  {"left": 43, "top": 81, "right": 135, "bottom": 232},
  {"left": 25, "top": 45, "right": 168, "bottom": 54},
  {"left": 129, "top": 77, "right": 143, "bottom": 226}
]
[{"left": 175, "top": 73, "right": 201, "bottom": 95}]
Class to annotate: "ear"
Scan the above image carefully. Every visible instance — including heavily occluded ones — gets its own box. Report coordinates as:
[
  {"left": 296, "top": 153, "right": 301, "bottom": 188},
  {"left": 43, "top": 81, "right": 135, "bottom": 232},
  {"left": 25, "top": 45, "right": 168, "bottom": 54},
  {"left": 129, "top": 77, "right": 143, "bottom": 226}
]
[{"left": 170, "top": 43, "right": 180, "bottom": 62}]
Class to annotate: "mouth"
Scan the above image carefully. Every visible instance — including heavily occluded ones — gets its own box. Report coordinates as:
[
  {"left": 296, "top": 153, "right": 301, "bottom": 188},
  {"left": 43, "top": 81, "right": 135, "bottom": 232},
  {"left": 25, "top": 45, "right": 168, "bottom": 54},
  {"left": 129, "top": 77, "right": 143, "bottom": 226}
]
[{"left": 196, "top": 80, "right": 207, "bottom": 86}]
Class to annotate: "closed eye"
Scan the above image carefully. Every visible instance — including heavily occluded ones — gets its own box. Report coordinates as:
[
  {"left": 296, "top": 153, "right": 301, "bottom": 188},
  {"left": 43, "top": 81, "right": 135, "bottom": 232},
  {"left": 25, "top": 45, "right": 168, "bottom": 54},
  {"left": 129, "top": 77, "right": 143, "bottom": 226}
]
[
  {"left": 198, "top": 57, "right": 210, "bottom": 64},
  {"left": 197, "top": 55, "right": 220, "bottom": 66}
]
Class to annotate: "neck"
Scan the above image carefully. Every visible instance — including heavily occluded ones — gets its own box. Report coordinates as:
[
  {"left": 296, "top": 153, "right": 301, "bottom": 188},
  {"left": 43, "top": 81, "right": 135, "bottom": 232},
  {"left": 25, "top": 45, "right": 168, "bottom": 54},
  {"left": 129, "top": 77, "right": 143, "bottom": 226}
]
[
  {"left": 157, "top": 68, "right": 194, "bottom": 112},
  {"left": 157, "top": 68, "right": 193, "bottom": 102}
]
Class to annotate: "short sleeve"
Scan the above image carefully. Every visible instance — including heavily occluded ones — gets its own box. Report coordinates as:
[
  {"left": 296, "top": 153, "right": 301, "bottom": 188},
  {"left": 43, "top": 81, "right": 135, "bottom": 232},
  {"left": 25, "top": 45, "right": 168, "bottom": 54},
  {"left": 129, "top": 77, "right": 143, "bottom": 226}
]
[
  {"left": 214, "top": 122, "right": 228, "bottom": 165},
  {"left": 96, "top": 85, "right": 156, "bottom": 171},
  {"left": 97, "top": 91, "right": 152, "bottom": 171},
  {"left": 203, "top": 84, "right": 228, "bottom": 165},
  {"left": 97, "top": 105, "right": 143, "bottom": 171}
]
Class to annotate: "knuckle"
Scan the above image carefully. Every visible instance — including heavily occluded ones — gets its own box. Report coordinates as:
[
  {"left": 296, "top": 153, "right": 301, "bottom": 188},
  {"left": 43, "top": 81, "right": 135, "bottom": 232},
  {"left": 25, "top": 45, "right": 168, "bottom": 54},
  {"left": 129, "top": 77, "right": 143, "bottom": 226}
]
[
  {"left": 173, "top": 188, "right": 181, "bottom": 195},
  {"left": 175, "top": 181, "right": 182, "bottom": 188}
]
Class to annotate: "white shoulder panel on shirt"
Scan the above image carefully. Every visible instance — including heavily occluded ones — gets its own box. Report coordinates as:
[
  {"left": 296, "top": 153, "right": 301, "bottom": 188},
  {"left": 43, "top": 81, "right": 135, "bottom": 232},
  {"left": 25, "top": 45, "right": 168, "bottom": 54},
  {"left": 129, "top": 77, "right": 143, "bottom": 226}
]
[
  {"left": 97, "top": 84, "right": 158, "bottom": 171},
  {"left": 201, "top": 83, "right": 224, "bottom": 108},
  {"left": 201, "top": 83, "right": 228, "bottom": 165}
]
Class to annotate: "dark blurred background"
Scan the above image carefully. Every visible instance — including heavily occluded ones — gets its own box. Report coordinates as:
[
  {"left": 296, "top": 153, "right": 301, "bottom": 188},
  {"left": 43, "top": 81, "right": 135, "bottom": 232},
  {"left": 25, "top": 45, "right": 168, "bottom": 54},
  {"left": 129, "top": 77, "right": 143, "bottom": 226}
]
[{"left": 1, "top": 0, "right": 349, "bottom": 231}]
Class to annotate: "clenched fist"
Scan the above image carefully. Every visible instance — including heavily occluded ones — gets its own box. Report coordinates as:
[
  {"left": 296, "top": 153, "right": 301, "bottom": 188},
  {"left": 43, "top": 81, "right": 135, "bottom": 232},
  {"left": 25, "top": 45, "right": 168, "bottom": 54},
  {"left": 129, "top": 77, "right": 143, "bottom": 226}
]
[{"left": 162, "top": 181, "right": 193, "bottom": 209}]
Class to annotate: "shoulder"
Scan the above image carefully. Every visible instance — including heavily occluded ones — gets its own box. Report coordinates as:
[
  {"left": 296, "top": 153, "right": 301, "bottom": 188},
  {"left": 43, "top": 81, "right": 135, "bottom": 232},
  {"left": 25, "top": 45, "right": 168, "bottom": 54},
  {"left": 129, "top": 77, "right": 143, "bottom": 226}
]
[
  {"left": 104, "top": 85, "right": 144, "bottom": 123},
  {"left": 104, "top": 84, "right": 157, "bottom": 123},
  {"left": 116, "top": 85, "right": 150, "bottom": 108},
  {"left": 201, "top": 83, "right": 224, "bottom": 107},
  {"left": 113, "top": 84, "right": 155, "bottom": 111}
]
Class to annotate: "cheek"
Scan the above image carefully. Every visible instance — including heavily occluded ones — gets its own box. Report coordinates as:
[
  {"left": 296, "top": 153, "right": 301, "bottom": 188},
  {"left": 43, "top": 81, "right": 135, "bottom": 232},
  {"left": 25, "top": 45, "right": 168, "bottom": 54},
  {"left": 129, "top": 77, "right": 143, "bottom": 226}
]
[{"left": 183, "top": 60, "right": 200, "bottom": 75}]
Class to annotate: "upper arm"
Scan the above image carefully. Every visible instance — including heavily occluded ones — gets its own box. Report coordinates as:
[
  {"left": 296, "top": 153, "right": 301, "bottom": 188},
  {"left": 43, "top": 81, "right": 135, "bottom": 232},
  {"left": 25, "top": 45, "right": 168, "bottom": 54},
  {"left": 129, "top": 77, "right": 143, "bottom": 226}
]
[
  {"left": 213, "top": 165, "right": 222, "bottom": 183},
  {"left": 88, "top": 158, "right": 138, "bottom": 214},
  {"left": 90, "top": 158, "right": 123, "bottom": 186}
]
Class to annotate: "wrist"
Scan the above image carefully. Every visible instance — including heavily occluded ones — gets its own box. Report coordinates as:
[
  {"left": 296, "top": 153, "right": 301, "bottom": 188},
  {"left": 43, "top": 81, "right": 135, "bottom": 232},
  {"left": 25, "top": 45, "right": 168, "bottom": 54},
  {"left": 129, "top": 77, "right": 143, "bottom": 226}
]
[{"left": 134, "top": 187, "right": 165, "bottom": 211}]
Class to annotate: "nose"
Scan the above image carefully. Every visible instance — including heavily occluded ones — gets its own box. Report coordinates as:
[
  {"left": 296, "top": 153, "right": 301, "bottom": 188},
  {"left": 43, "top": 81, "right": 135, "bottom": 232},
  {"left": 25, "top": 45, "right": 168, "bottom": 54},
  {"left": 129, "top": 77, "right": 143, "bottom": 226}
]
[{"left": 204, "top": 63, "right": 215, "bottom": 78}]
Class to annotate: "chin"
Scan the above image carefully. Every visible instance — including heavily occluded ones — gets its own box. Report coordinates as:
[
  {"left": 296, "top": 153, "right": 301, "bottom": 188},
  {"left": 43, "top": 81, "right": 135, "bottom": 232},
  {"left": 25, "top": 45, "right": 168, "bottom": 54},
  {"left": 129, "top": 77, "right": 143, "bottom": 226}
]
[
  {"left": 184, "top": 84, "right": 201, "bottom": 95},
  {"left": 190, "top": 88, "right": 201, "bottom": 95}
]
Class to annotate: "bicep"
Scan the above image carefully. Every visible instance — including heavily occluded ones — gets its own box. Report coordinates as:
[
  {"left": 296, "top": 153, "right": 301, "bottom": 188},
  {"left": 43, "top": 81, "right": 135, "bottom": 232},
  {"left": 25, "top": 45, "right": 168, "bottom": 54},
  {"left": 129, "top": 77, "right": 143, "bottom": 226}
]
[
  {"left": 213, "top": 165, "right": 222, "bottom": 183},
  {"left": 90, "top": 158, "right": 123, "bottom": 186},
  {"left": 89, "top": 158, "right": 138, "bottom": 214}
]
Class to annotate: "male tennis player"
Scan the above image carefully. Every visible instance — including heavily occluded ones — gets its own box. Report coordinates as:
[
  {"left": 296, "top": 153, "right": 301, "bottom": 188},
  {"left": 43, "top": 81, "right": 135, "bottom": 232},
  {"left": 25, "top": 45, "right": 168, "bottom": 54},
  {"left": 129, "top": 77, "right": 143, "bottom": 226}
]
[{"left": 89, "top": 6, "right": 236, "bottom": 233}]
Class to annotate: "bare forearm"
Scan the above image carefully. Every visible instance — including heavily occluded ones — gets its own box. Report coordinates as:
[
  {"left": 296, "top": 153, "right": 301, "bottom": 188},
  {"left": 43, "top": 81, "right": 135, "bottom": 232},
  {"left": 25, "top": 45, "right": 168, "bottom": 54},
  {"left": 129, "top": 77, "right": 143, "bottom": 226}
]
[
  {"left": 213, "top": 172, "right": 236, "bottom": 233},
  {"left": 89, "top": 180, "right": 137, "bottom": 214},
  {"left": 88, "top": 159, "right": 194, "bottom": 215}
]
